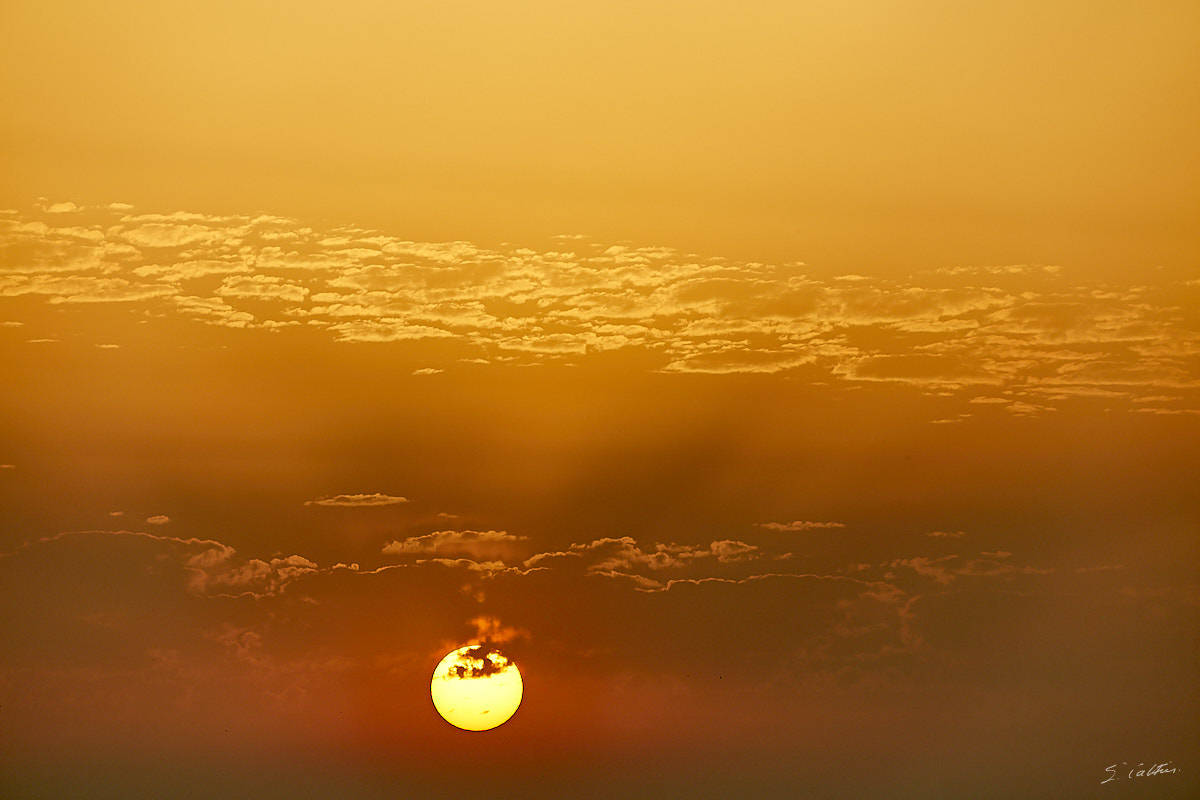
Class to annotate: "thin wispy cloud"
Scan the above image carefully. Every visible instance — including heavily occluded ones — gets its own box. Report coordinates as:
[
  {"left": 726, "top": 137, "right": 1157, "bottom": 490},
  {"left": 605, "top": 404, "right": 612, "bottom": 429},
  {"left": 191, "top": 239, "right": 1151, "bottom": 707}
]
[
  {"left": 305, "top": 493, "right": 409, "bottom": 507},
  {"left": 757, "top": 521, "right": 846, "bottom": 532}
]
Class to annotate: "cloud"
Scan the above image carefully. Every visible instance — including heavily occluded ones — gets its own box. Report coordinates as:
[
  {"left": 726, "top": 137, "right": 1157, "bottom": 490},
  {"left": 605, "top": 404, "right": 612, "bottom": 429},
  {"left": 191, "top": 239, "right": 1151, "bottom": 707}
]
[
  {"left": 834, "top": 353, "right": 1004, "bottom": 387},
  {"left": 418, "top": 557, "right": 514, "bottom": 574},
  {"left": 216, "top": 275, "right": 309, "bottom": 303},
  {"left": 758, "top": 521, "right": 845, "bottom": 532},
  {"left": 206, "top": 554, "right": 319, "bottom": 594},
  {"left": 327, "top": 320, "right": 456, "bottom": 343},
  {"left": 889, "top": 556, "right": 958, "bottom": 584},
  {"left": 925, "top": 530, "right": 966, "bottom": 538},
  {"left": 660, "top": 351, "right": 815, "bottom": 375},
  {"left": 0, "top": 275, "right": 176, "bottom": 304},
  {"left": 174, "top": 296, "right": 255, "bottom": 327},
  {"left": 120, "top": 222, "right": 236, "bottom": 249},
  {"left": 306, "top": 493, "right": 409, "bottom": 507},
  {"left": 524, "top": 536, "right": 764, "bottom": 578},
  {"left": 383, "top": 530, "right": 527, "bottom": 561},
  {"left": 469, "top": 615, "right": 528, "bottom": 645},
  {"left": 888, "top": 553, "right": 1054, "bottom": 585},
  {"left": 146, "top": 515, "right": 170, "bottom": 525},
  {"left": 1131, "top": 407, "right": 1200, "bottom": 415},
  {"left": 445, "top": 644, "right": 513, "bottom": 678},
  {"left": 709, "top": 539, "right": 760, "bottom": 563}
]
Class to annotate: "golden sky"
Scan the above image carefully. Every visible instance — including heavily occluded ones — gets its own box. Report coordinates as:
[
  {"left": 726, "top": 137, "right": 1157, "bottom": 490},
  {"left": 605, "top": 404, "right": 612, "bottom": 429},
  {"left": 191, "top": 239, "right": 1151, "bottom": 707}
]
[{"left": 1, "top": 2, "right": 1198, "bottom": 798}]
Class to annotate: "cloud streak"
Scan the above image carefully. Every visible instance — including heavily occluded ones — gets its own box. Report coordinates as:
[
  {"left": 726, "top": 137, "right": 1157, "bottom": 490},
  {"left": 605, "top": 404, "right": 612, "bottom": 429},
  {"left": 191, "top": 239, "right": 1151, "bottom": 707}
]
[
  {"left": 758, "top": 521, "right": 846, "bottom": 532},
  {"left": 306, "top": 493, "right": 409, "bottom": 507}
]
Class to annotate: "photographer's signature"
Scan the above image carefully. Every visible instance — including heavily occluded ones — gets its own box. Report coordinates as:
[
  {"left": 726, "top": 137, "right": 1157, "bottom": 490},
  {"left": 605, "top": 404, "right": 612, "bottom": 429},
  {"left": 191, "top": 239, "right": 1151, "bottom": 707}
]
[{"left": 1102, "top": 761, "right": 1179, "bottom": 785}]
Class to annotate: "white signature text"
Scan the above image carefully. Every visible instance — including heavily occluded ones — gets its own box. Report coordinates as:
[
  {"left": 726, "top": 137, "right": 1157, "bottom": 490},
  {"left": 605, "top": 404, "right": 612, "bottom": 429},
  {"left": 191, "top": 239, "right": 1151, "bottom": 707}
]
[{"left": 1102, "top": 761, "right": 1179, "bottom": 785}]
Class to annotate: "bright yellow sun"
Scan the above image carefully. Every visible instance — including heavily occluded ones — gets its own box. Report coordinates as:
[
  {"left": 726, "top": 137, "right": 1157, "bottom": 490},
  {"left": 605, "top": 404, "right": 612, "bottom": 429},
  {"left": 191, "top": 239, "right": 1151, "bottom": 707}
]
[{"left": 430, "top": 644, "right": 523, "bottom": 731}]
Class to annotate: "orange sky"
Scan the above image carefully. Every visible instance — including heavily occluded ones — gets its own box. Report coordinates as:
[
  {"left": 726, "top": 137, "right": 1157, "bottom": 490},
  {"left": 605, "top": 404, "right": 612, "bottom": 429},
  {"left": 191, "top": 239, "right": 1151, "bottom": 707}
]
[{"left": 1, "top": 2, "right": 1198, "bottom": 798}]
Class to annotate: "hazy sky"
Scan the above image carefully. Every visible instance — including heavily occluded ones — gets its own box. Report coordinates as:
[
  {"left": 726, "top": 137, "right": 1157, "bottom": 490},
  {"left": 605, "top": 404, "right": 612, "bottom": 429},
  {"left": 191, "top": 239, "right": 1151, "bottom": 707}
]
[
  {"left": 3, "top": 1, "right": 1197, "bottom": 272},
  {"left": 1, "top": 2, "right": 1198, "bottom": 799}
]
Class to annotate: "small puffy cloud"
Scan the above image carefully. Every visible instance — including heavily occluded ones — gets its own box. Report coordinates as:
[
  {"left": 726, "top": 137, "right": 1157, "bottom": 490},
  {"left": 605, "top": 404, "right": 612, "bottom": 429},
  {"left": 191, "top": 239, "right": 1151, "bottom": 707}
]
[
  {"left": 306, "top": 493, "right": 409, "bottom": 507},
  {"left": 383, "top": 530, "right": 527, "bottom": 561},
  {"left": 146, "top": 515, "right": 170, "bottom": 525},
  {"left": 469, "top": 615, "right": 529, "bottom": 645},
  {"left": 44, "top": 201, "right": 79, "bottom": 213},
  {"left": 0, "top": 463, "right": 15, "bottom": 469},
  {"left": 419, "top": 557, "right": 513, "bottom": 575},
  {"left": 1006, "top": 401, "right": 1054, "bottom": 416},
  {"left": 412, "top": 367, "right": 444, "bottom": 375},
  {"left": 890, "top": 556, "right": 957, "bottom": 584},
  {"left": 497, "top": 333, "right": 588, "bottom": 355},
  {"left": 120, "top": 222, "right": 232, "bottom": 249},
  {"left": 216, "top": 275, "right": 309, "bottom": 303},
  {"left": 0, "top": 275, "right": 176, "bottom": 304},
  {"left": 926, "top": 530, "right": 966, "bottom": 538},
  {"left": 186, "top": 543, "right": 236, "bottom": 569},
  {"left": 210, "top": 554, "right": 319, "bottom": 593},
  {"left": 758, "top": 521, "right": 845, "bottom": 532},
  {"left": 328, "top": 319, "right": 455, "bottom": 343},
  {"left": 709, "top": 540, "right": 760, "bottom": 563},
  {"left": 524, "top": 536, "right": 763, "bottom": 575},
  {"left": 174, "top": 296, "right": 255, "bottom": 328}
]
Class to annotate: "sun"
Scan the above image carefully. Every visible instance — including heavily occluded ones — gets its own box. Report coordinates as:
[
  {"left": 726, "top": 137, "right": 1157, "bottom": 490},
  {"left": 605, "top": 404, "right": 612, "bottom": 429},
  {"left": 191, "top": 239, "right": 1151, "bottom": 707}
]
[{"left": 430, "top": 644, "right": 523, "bottom": 731}]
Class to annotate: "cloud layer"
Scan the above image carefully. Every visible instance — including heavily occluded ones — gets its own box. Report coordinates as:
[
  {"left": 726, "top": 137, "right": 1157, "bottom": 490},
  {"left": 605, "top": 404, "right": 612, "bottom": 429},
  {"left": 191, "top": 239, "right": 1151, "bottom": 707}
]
[{"left": 2, "top": 203, "right": 1196, "bottom": 419}]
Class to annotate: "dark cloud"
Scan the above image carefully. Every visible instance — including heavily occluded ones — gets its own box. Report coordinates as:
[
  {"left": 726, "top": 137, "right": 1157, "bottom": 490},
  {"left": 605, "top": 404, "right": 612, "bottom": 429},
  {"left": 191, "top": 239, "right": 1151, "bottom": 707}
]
[{"left": 447, "top": 645, "right": 513, "bottom": 679}]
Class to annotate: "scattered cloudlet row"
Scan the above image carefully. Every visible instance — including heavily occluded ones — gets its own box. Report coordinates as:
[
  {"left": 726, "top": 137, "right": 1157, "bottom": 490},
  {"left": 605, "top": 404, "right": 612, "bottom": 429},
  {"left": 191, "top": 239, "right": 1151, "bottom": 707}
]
[
  {"left": 1, "top": 525, "right": 1151, "bottom": 684},
  {"left": 2, "top": 202, "right": 1196, "bottom": 414}
]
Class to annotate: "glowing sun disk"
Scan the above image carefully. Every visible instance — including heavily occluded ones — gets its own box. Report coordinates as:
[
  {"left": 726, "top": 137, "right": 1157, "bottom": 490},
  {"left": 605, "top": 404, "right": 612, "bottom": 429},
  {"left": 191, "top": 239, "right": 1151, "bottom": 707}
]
[{"left": 430, "top": 645, "right": 523, "bottom": 731}]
